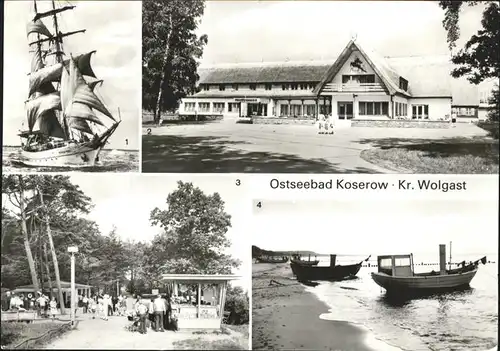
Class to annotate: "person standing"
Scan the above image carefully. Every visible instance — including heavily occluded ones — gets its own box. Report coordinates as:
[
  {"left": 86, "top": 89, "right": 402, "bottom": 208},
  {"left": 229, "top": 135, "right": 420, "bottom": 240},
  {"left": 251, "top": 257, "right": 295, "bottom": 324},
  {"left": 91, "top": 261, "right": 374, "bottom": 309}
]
[
  {"left": 112, "top": 295, "right": 118, "bottom": 314},
  {"left": 135, "top": 296, "right": 148, "bottom": 334},
  {"left": 49, "top": 296, "right": 57, "bottom": 321},
  {"left": 102, "top": 295, "right": 110, "bottom": 321},
  {"left": 89, "top": 296, "right": 97, "bottom": 319},
  {"left": 153, "top": 294, "right": 165, "bottom": 332},
  {"left": 161, "top": 294, "right": 170, "bottom": 330},
  {"left": 82, "top": 295, "right": 88, "bottom": 314},
  {"left": 36, "top": 293, "right": 47, "bottom": 318}
]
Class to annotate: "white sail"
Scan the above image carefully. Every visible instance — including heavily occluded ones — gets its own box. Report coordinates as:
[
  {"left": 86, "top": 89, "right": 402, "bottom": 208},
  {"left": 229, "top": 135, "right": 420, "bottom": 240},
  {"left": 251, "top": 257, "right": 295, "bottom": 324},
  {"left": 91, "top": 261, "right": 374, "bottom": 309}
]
[
  {"left": 64, "top": 56, "right": 115, "bottom": 122},
  {"left": 26, "top": 17, "right": 52, "bottom": 38},
  {"left": 67, "top": 117, "right": 93, "bottom": 135},
  {"left": 28, "top": 52, "right": 97, "bottom": 96},
  {"left": 30, "top": 45, "right": 44, "bottom": 73},
  {"left": 26, "top": 92, "right": 61, "bottom": 130}
]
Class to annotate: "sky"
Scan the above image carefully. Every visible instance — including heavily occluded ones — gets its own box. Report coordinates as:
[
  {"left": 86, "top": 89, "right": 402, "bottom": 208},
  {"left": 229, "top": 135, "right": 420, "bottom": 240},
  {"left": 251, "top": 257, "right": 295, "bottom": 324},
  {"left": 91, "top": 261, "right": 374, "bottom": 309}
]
[
  {"left": 252, "top": 198, "right": 499, "bottom": 258},
  {"left": 196, "top": 1, "right": 486, "bottom": 65},
  {"left": 3, "top": 0, "right": 141, "bottom": 150},
  {"left": 68, "top": 174, "right": 250, "bottom": 290}
]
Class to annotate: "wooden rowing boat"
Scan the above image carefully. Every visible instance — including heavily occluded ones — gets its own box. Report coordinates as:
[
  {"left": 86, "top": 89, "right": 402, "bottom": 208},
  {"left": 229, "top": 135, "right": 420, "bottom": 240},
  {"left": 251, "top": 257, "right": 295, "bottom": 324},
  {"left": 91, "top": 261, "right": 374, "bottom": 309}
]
[{"left": 290, "top": 255, "right": 370, "bottom": 281}]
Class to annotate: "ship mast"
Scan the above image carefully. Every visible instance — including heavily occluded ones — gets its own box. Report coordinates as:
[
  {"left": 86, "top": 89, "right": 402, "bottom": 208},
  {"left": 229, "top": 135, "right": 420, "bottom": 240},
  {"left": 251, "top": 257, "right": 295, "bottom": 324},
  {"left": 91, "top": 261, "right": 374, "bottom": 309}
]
[
  {"left": 33, "top": 0, "right": 42, "bottom": 66},
  {"left": 51, "top": 0, "right": 63, "bottom": 64}
]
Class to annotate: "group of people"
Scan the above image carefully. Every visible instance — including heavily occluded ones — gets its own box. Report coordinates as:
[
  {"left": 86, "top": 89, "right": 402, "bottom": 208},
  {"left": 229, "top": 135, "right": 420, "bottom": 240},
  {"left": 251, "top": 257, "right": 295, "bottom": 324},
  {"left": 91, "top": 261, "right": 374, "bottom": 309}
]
[
  {"left": 2, "top": 291, "right": 59, "bottom": 320},
  {"left": 317, "top": 113, "right": 335, "bottom": 134},
  {"left": 132, "top": 294, "right": 174, "bottom": 334},
  {"left": 82, "top": 294, "right": 127, "bottom": 321}
]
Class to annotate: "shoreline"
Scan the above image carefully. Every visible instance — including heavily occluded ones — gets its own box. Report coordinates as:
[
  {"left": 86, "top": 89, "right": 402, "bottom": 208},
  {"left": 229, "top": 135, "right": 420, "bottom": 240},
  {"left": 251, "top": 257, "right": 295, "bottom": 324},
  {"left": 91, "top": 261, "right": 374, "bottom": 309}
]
[{"left": 252, "top": 263, "right": 400, "bottom": 351}]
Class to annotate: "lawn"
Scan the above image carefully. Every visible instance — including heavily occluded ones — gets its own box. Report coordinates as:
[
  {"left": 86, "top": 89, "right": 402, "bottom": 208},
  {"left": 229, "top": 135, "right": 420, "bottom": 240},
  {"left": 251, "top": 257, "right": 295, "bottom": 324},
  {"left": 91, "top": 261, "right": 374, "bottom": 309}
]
[
  {"left": 172, "top": 324, "right": 249, "bottom": 350},
  {"left": 0, "top": 321, "right": 70, "bottom": 349},
  {"left": 360, "top": 136, "right": 499, "bottom": 173}
]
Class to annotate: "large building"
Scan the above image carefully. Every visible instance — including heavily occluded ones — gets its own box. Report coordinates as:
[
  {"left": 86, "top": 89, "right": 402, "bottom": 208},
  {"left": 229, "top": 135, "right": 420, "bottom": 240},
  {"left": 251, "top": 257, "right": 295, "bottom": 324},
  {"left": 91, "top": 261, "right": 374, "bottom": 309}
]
[{"left": 179, "top": 39, "right": 494, "bottom": 124}]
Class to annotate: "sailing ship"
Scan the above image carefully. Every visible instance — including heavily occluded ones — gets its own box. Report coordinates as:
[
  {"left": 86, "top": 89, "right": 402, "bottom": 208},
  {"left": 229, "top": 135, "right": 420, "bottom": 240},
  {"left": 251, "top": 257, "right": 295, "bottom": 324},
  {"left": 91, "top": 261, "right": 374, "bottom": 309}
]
[
  {"left": 290, "top": 255, "right": 370, "bottom": 282},
  {"left": 371, "top": 244, "right": 486, "bottom": 296},
  {"left": 19, "top": 0, "right": 121, "bottom": 167}
]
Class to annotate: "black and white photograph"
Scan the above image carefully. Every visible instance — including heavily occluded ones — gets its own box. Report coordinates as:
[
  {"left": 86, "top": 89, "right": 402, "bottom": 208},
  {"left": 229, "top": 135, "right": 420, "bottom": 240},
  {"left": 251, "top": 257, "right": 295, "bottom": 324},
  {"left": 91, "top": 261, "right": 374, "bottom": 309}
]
[
  {"left": 1, "top": 174, "right": 250, "bottom": 350},
  {"left": 252, "top": 199, "right": 498, "bottom": 351},
  {"left": 142, "top": 1, "right": 498, "bottom": 174},
  {"left": 3, "top": 1, "right": 141, "bottom": 172}
]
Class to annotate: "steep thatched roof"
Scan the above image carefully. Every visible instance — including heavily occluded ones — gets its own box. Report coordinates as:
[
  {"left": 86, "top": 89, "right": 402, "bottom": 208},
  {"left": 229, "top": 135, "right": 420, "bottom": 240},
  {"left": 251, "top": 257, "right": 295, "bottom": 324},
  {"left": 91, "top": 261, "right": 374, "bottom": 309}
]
[
  {"left": 198, "top": 62, "right": 330, "bottom": 85},
  {"left": 195, "top": 42, "right": 487, "bottom": 104}
]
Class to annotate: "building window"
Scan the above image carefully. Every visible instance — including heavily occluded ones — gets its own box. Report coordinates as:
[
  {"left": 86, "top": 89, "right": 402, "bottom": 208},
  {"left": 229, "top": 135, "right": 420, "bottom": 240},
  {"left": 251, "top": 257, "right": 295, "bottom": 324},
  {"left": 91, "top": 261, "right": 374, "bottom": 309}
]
[
  {"left": 219, "top": 84, "right": 225, "bottom": 91},
  {"left": 290, "top": 83, "right": 298, "bottom": 90},
  {"left": 185, "top": 102, "right": 195, "bottom": 112},
  {"left": 359, "top": 102, "right": 389, "bottom": 116},
  {"left": 399, "top": 77, "right": 408, "bottom": 91},
  {"left": 201, "top": 85, "right": 209, "bottom": 91},
  {"left": 198, "top": 102, "right": 210, "bottom": 112},
  {"left": 250, "top": 84, "right": 257, "bottom": 90},
  {"left": 342, "top": 75, "right": 375, "bottom": 84},
  {"left": 213, "top": 102, "right": 225, "bottom": 113},
  {"left": 228, "top": 103, "right": 240, "bottom": 113},
  {"left": 232, "top": 84, "right": 239, "bottom": 91},
  {"left": 282, "top": 84, "right": 289, "bottom": 90},
  {"left": 265, "top": 84, "right": 272, "bottom": 90},
  {"left": 309, "top": 84, "right": 316, "bottom": 90},
  {"left": 412, "top": 104, "right": 429, "bottom": 119},
  {"left": 392, "top": 102, "right": 408, "bottom": 117}
]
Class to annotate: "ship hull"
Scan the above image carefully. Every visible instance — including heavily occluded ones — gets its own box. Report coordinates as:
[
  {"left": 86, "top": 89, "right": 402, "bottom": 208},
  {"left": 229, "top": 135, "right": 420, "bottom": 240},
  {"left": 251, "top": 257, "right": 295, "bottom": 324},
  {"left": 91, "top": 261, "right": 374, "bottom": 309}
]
[
  {"left": 371, "top": 269, "right": 478, "bottom": 295},
  {"left": 20, "top": 143, "right": 103, "bottom": 168},
  {"left": 291, "top": 261, "right": 362, "bottom": 281}
]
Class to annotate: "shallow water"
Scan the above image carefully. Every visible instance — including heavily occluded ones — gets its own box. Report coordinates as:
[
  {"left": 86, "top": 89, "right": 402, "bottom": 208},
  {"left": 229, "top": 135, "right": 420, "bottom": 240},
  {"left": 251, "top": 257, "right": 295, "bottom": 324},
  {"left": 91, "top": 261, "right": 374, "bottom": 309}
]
[
  {"left": 304, "top": 254, "right": 498, "bottom": 351},
  {"left": 2, "top": 147, "right": 139, "bottom": 173}
]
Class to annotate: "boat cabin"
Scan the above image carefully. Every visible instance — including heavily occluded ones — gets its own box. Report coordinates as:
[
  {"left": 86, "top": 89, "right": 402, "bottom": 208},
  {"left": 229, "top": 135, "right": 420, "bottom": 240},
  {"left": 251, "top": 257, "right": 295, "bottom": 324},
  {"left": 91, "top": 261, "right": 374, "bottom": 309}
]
[
  {"left": 162, "top": 274, "right": 240, "bottom": 330},
  {"left": 377, "top": 254, "right": 415, "bottom": 277}
]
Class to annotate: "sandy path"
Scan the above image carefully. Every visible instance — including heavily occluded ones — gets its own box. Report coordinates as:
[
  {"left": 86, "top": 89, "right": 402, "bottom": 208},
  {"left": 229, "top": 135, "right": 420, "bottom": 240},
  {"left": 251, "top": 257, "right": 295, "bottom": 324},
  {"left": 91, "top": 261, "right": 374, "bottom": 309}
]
[{"left": 44, "top": 315, "right": 193, "bottom": 350}]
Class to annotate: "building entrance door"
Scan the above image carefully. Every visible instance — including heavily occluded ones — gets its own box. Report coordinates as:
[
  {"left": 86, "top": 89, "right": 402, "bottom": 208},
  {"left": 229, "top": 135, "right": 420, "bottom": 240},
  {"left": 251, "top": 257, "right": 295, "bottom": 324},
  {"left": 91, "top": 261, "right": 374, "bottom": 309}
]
[
  {"left": 338, "top": 102, "right": 353, "bottom": 120},
  {"left": 248, "top": 103, "right": 267, "bottom": 116}
]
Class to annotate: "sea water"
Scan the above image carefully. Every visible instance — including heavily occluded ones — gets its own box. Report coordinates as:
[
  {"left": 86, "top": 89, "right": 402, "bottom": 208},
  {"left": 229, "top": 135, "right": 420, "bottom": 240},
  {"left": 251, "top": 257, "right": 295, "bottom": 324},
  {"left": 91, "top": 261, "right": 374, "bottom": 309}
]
[
  {"left": 305, "top": 254, "right": 498, "bottom": 351},
  {"left": 2, "top": 146, "right": 139, "bottom": 173}
]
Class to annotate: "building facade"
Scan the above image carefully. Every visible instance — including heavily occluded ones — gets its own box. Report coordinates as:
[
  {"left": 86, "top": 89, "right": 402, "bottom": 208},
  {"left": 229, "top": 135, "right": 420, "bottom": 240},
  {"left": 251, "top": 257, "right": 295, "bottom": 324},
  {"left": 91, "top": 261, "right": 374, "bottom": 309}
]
[{"left": 179, "top": 39, "right": 494, "bottom": 124}]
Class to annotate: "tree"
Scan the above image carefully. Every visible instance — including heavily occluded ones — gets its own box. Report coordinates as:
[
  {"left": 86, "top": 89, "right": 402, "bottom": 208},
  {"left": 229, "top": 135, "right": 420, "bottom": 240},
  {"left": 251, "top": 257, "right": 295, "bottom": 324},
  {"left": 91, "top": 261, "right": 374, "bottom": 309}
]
[
  {"left": 32, "top": 176, "right": 93, "bottom": 314},
  {"left": 224, "top": 285, "right": 249, "bottom": 325},
  {"left": 488, "top": 84, "right": 499, "bottom": 122},
  {"left": 148, "top": 181, "right": 240, "bottom": 277},
  {"left": 142, "top": 0, "right": 208, "bottom": 123},
  {"left": 440, "top": 1, "right": 499, "bottom": 82},
  {"left": 440, "top": 1, "right": 500, "bottom": 121},
  {"left": 2, "top": 176, "right": 41, "bottom": 293}
]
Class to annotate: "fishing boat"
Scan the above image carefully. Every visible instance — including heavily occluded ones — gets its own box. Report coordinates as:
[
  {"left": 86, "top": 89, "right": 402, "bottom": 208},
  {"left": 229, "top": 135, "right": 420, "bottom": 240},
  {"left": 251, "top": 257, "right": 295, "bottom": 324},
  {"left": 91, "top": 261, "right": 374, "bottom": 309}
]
[
  {"left": 290, "top": 254, "right": 319, "bottom": 266},
  {"left": 371, "top": 244, "right": 486, "bottom": 296},
  {"left": 255, "top": 256, "right": 289, "bottom": 264},
  {"left": 290, "top": 255, "right": 370, "bottom": 281},
  {"left": 19, "top": 0, "right": 121, "bottom": 168}
]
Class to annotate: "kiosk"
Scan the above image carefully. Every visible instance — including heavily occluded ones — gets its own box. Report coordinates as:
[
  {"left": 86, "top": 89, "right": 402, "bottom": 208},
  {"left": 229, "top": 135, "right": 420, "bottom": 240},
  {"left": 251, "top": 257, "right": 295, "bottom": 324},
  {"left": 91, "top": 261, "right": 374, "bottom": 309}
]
[{"left": 162, "top": 274, "right": 240, "bottom": 330}]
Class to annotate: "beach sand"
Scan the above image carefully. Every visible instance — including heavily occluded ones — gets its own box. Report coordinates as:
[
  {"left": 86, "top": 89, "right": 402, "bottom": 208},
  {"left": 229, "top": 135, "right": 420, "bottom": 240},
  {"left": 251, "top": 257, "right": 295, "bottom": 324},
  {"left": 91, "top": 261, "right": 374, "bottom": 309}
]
[{"left": 252, "top": 263, "right": 396, "bottom": 351}]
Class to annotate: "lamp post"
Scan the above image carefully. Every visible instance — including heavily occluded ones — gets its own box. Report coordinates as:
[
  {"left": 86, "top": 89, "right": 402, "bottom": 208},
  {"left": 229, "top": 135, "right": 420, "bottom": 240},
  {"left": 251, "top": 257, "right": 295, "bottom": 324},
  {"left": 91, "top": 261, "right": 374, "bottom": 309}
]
[{"left": 67, "top": 246, "right": 78, "bottom": 325}]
